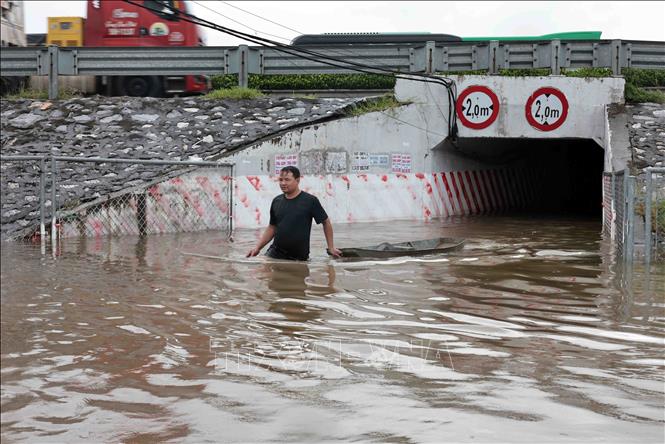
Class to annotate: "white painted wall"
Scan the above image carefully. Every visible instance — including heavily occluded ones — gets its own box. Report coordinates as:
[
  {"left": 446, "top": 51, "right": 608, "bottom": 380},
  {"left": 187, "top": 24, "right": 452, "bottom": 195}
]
[
  {"left": 225, "top": 75, "right": 625, "bottom": 228},
  {"left": 396, "top": 74, "right": 625, "bottom": 147}
]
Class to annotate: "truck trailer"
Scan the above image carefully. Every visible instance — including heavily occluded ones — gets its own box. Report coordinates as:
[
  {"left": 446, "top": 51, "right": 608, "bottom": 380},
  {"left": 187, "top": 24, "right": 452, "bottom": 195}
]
[{"left": 41, "top": 0, "right": 209, "bottom": 97}]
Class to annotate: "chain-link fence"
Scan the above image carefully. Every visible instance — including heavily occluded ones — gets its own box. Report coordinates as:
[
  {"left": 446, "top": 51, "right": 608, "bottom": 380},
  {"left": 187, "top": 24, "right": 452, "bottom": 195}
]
[
  {"left": 603, "top": 167, "right": 665, "bottom": 263},
  {"left": 602, "top": 172, "right": 613, "bottom": 237},
  {"left": 1, "top": 155, "right": 49, "bottom": 241},
  {"left": 1, "top": 155, "right": 234, "bottom": 243},
  {"left": 603, "top": 169, "right": 636, "bottom": 262},
  {"left": 643, "top": 167, "right": 665, "bottom": 262}
]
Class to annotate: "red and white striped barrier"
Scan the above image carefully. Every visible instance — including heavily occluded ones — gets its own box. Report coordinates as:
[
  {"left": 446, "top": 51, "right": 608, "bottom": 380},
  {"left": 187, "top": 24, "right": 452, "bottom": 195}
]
[{"left": 234, "top": 168, "right": 538, "bottom": 228}]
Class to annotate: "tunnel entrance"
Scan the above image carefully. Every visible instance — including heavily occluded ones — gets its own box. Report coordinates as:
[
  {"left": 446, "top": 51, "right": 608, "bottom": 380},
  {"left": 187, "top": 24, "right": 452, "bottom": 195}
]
[{"left": 438, "top": 138, "right": 605, "bottom": 217}]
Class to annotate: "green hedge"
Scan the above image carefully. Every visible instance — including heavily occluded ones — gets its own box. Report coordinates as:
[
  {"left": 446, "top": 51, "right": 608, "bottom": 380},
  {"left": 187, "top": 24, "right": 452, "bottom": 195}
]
[
  {"left": 211, "top": 73, "right": 395, "bottom": 91},
  {"left": 210, "top": 68, "right": 665, "bottom": 104},
  {"left": 561, "top": 67, "right": 613, "bottom": 77},
  {"left": 623, "top": 68, "right": 665, "bottom": 87}
]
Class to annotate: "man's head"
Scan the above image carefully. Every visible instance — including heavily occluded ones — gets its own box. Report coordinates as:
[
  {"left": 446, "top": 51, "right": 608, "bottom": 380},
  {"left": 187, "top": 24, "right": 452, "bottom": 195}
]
[{"left": 279, "top": 166, "right": 301, "bottom": 195}]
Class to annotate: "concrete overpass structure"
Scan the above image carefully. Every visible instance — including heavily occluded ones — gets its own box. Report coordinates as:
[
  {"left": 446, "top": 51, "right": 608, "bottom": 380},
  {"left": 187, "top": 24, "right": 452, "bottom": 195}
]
[{"left": 226, "top": 75, "right": 627, "bottom": 229}]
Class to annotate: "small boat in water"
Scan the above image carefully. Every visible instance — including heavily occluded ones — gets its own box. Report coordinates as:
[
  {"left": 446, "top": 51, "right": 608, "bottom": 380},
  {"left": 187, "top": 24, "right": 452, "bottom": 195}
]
[{"left": 335, "top": 237, "right": 465, "bottom": 259}]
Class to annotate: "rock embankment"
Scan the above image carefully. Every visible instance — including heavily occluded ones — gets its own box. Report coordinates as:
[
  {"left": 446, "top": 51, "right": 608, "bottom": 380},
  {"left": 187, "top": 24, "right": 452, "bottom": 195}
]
[
  {"left": 1, "top": 95, "right": 359, "bottom": 240},
  {"left": 627, "top": 102, "right": 665, "bottom": 177}
]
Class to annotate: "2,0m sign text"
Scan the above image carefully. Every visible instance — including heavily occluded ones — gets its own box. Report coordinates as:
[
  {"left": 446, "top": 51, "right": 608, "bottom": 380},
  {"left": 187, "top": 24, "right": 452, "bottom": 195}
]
[
  {"left": 456, "top": 85, "right": 500, "bottom": 130},
  {"left": 525, "top": 87, "right": 569, "bottom": 131}
]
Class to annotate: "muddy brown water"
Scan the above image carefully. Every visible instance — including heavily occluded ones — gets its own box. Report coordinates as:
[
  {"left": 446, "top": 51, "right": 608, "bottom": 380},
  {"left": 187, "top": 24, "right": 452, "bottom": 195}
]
[{"left": 1, "top": 217, "right": 664, "bottom": 443}]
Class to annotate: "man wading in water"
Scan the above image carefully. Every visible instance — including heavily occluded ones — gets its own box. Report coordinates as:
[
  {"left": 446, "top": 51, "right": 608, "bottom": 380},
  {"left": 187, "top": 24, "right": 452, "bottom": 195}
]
[{"left": 247, "top": 166, "right": 343, "bottom": 260}]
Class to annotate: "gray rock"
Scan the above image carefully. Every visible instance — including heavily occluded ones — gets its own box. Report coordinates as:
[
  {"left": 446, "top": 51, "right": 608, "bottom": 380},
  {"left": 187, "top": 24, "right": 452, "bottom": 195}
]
[
  {"left": 73, "top": 115, "right": 93, "bottom": 123},
  {"left": 131, "top": 114, "right": 160, "bottom": 123},
  {"left": 100, "top": 114, "right": 123, "bottom": 123},
  {"left": 0, "top": 94, "right": 358, "bottom": 240},
  {"left": 9, "top": 113, "right": 45, "bottom": 128}
]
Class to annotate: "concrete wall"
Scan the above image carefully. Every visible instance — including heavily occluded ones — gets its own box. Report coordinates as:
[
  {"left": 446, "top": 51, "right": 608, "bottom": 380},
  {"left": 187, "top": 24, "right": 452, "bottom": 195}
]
[
  {"left": 224, "top": 76, "right": 625, "bottom": 229},
  {"left": 406, "top": 75, "right": 624, "bottom": 141}
]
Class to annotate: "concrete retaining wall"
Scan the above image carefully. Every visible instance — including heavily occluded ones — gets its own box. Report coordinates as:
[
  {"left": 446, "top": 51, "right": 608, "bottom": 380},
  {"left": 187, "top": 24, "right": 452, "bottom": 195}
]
[
  {"left": 224, "top": 75, "right": 624, "bottom": 229},
  {"left": 3, "top": 75, "right": 659, "bottom": 240}
]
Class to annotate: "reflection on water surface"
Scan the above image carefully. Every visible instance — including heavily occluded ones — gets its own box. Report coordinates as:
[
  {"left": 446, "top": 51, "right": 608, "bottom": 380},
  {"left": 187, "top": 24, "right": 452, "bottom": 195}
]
[{"left": 1, "top": 217, "right": 663, "bottom": 442}]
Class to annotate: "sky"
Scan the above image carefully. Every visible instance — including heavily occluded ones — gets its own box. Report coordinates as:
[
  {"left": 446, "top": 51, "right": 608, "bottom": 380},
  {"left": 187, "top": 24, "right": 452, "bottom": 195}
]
[{"left": 22, "top": 1, "right": 665, "bottom": 45}]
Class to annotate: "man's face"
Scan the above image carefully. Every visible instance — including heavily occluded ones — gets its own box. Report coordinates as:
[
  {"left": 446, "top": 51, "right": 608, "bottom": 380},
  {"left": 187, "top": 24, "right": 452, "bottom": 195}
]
[{"left": 279, "top": 171, "right": 300, "bottom": 194}]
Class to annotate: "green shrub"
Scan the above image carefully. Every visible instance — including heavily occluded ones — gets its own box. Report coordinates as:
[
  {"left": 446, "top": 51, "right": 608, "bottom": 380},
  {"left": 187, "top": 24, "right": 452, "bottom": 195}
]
[
  {"left": 637, "top": 199, "right": 665, "bottom": 237},
  {"left": 656, "top": 200, "right": 665, "bottom": 237},
  {"left": 347, "top": 95, "right": 406, "bottom": 117},
  {"left": 211, "top": 74, "right": 238, "bottom": 90},
  {"left": 209, "top": 67, "right": 665, "bottom": 104},
  {"left": 624, "top": 82, "right": 665, "bottom": 104},
  {"left": 561, "top": 67, "right": 613, "bottom": 77},
  {"left": 498, "top": 68, "right": 551, "bottom": 77},
  {"left": 436, "top": 69, "right": 488, "bottom": 76},
  {"left": 622, "top": 68, "right": 665, "bottom": 87},
  {"left": 210, "top": 73, "right": 395, "bottom": 91},
  {"left": 204, "top": 87, "right": 264, "bottom": 100}
]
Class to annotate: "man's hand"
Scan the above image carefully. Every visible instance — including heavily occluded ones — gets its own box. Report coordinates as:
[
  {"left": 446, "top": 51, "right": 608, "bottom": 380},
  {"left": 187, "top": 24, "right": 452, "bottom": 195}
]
[
  {"left": 246, "top": 246, "right": 261, "bottom": 257},
  {"left": 327, "top": 247, "right": 343, "bottom": 258}
]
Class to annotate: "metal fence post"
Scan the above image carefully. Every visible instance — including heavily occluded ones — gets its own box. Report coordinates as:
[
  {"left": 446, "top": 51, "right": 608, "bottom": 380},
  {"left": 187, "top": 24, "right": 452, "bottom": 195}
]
[
  {"left": 238, "top": 45, "right": 248, "bottom": 88},
  {"left": 488, "top": 40, "right": 499, "bottom": 74},
  {"left": 228, "top": 164, "right": 234, "bottom": 241},
  {"left": 48, "top": 45, "right": 59, "bottom": 100},
  {"left": 551, "top": 39, "right": 561, "bottom": 75},
  {"left": 611, "top": 39, "right": 622, "bottom": 76},
  {"left": 621, "top": 168, "right": 628, "bottom": 255},
  {"left": 425, "top": 41, "right": 436, "bottom": 74},
  {"left": 625, "top": 175, "right": 635, "bottom": 263},
  {"left": 645, "top": 167, "right": 653, "bottom": 263},
  {"left": 40, "top": 157, "right": 46, "bottom": 240},
  {"left": 51, "top": 156, "right": 58, "bottom": 243},
  {"left": 610, "top": 173, "right": 616, "bottom": 240}
]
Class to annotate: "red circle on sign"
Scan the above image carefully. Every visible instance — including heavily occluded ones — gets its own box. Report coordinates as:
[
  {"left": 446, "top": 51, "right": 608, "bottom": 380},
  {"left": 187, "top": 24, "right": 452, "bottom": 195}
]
[
  {"left": 456, "top": 85, "right": 500, "bottom": 129},
  {"left": 525, "top": 87, "right": 569, "bottom": 131}
]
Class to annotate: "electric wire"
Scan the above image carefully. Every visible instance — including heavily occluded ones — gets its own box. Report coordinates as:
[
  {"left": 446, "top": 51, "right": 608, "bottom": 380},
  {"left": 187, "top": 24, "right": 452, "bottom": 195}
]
[
  {"left": 191, "top": 1, "right": 293, "bottom": 43},
  {"left": 212, "top": 1, "right": 366, "bottom": 62},
  {"left": 123, "top": 0, "right": 458, "bottom": 138},
  {"left": 219, "top": 0, "right": 302, "bottom": 35},
  {"left": 125, "top": 0, "right": 456, "bottom": 89}
]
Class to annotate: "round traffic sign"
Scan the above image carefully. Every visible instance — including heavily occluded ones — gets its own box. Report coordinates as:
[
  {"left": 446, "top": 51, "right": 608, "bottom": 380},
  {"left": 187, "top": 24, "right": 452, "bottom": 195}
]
[
  {"left": 456, "top": 85, "right": 500, "bottom": 129},
  {"left": 525, "top": 87, "right": 569, "bottom": 131}
]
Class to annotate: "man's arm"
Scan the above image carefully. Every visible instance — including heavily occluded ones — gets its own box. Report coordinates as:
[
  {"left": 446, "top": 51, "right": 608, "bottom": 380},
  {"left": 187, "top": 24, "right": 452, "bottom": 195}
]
[
  {"left": 247, "top": 225, "right": 276, "bottom": 257},
  {"left": 322, "top": 218, "right": 342, "bottom": 258}
]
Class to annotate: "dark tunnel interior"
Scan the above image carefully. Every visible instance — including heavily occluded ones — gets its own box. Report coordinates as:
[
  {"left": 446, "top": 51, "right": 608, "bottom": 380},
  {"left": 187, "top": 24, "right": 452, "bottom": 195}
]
[{"left": 441, "top": 138, "right": 606, "bottom": 217}]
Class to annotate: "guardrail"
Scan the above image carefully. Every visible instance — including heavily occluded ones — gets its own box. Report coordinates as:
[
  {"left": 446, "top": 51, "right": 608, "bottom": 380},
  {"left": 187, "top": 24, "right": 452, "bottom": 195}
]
[{"left": 2, "top": 39, "right": 664, "bottom": 98}]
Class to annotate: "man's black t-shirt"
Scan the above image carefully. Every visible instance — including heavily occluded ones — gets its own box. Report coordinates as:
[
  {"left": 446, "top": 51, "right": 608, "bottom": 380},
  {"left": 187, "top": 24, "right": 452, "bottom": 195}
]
[{"left": 268, "top": 191, "right": 328, "bottom": 260}]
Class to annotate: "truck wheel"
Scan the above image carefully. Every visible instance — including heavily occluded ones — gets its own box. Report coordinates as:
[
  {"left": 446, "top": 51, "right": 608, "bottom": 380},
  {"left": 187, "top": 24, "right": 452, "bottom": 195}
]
[{"left": 117, "top": 76, "right": 163, "bottom": 97}]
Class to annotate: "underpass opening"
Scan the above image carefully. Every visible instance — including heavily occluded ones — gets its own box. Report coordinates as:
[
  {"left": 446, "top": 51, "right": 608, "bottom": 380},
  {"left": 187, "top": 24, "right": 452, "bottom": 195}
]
[{"left": 436, "top": 137, "right": 605, "bottom": 218}]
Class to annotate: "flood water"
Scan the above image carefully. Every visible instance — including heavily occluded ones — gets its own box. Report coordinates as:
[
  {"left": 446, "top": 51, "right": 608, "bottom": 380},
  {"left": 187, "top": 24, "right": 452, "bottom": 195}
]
[{"left": 1, "top": 217, "right": 664, "bottom": 443}]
